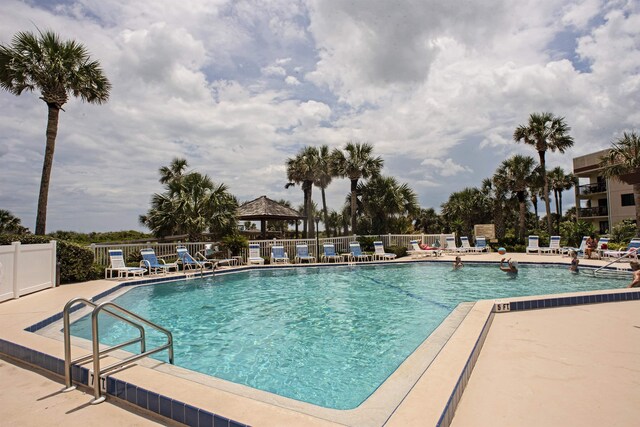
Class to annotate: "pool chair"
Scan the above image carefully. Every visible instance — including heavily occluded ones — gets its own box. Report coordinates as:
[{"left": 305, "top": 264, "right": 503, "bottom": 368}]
[
  {"left": 525, "top": 236, "right": 540, "bottom": 254},
  {"left": 373, "top": 241, "right": 396, "bottom": 260},
  {"left": 407, "top": 240, "right": 440, "bottom": 258},
  {"left": 444, "top": 236, "right": 467, "bottom": 254},
  {"left": 561, "top": 236, "right": 589, "bottom": 258},
  {"left": 294, "top": 244, "right": 316, "bottom": 264},
  {"left": 595, "top": 237, "right": 610, "bottom": 259},
  {"left": 247, "top": 243, "right": 264, "bottom": 265},
  {"left": 199, "top": 244, "right": 238, "bottom": 267},
  {"left": 176, "top": 247, "right": 215, "bottom": 271},
  {"left": 474, "top": 236, "right": 490, "bottom": 253},
  {"left": 270, "top": 245, "right": 290, "bottom": 264},
  {"left": 460, "top": 236, "right": 483, "bottom": 254},
  {"left": 105, "top": 249, "right": 146, "bottom": 279},
  {"left": 603, "top": 238, "right": 640, "bottom": 261},
  {"left": 321, "top": 243, "right": 342, "bottom": 263},
  {"left": 539, "top": 236, "right": 561, "bottom": 255},
  {"left": 349, "top": 242, "right": 372, "bottom": 262},
  {"left": 140, "top": 248, "right": 179, "bottom": 275}
]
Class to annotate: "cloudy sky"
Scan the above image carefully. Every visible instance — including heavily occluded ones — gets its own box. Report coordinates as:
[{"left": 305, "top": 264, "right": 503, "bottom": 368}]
[{"left": 1, "top": 0, "right": 639, "bottom": 233}]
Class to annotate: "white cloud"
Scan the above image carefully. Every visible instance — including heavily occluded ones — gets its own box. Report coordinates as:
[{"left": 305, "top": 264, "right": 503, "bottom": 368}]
[
  {"left": 285, "top": 75, "right": 301, "bottom": 85},
  {"left": 421, "top": 158, "right": 473, "bottom": 178}
]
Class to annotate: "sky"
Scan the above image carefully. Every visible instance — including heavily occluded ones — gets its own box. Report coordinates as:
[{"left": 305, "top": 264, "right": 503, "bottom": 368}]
[{"left": 1, "top": 0, "right": 639, "bottom": 233}]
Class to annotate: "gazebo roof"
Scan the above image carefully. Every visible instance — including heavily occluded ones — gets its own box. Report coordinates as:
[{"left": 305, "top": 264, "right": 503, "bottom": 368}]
[{"left": 237, "top": 195, "right": 305, "bottom": 220}]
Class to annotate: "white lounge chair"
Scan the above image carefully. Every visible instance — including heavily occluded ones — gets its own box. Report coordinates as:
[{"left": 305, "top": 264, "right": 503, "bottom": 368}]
[
  {"left": 321, "top": 243, "right": 342, "bottom": 263},
  {"left": 474, "top": 237, "right": 490, "bottom": 253},
  {"left": 373, "top": 241, "right": 396, "bottom": 260},
  {"left": 294, "top": 244, "right": 316, "bottom": 263},
  {"left": 445, "top": 236, "right": 467, "bottom": 254},
  {"left": 407, "top": 240, "right": 439, "bottom": 258},
  {"left": 595, "top": 237, "right": 610, "bottom": 259},
  {"left": 603, "top": 238, "right": 640, "bottom": 260},
  {"left": 526, "top": 236, "right": 540, "bottom": 254},
  {"left": 140, "top": 248, "right": 179, "bottom": 275},
  {"left": 176, "top": 247, "right": 215, "bottom": 271},
  {"left": 349, "top": 242, "right": 372, "bottom": 262},
  {"left": 460, "top": 236, "right": 483, "bottom": 254},
  {"left": 561, "top": 236, "right": 589, "bottom": 257},
  {"left": 539, "top": 236, "right": 561, "bottom": 255},
  {"left": 105, "top": 249, "right": 145, "bottom": 279},
  {"left": 270, "top": 245, "right": 290, "bottom": 264},
  {"left": 247, "top": 243, "right": 264, "bottom": 265}
]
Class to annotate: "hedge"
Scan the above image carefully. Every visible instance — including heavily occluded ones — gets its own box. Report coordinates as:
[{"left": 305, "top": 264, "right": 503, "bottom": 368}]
[{"left": 0, "top": 234, "right": 101, "bottom": 284}]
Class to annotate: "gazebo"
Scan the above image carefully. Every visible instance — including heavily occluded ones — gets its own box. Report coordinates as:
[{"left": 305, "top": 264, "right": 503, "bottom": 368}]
[{"left": 236, "top": 195, "right": 305, "bottom": 238}]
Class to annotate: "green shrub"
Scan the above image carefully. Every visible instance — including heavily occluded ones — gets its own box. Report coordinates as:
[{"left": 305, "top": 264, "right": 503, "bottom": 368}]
[
  {"left": 221, "top": 234, "right": 249, "bottom": 256},
  {"left": 0, "top": 234, "right": 100, "bottom": 284},
  {"left": 356, "top": 236, "right": 376, "bottom": 252},
  {"left": 388, "top": 245, "right": 408, "bottom": 258},
  {"left": 610, "top": 219, "right": 637, "bottom": 244}
]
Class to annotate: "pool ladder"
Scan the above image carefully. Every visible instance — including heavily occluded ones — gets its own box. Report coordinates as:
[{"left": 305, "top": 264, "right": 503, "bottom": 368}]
[
  {"left": 62, "top": 297, "right": 174, "bottom": 404},
  {"left": 584, "top": 251, "right": 636, "bottom": 279}
]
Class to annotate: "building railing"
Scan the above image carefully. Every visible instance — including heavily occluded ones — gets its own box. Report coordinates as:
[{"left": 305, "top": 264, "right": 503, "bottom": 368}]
[
  {"left": 89, "top": 234, "right": 454, "bottom": 266},
  {"left": 579, "top": 206, "right": 608, "bottom": 217},
  {"left": 578, "top": 182, "right": 607, "bottom": 195}
]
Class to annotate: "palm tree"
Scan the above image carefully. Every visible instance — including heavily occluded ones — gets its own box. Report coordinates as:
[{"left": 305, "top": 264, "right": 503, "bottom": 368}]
[
  {"left": 600, "top": 131, "right": 640, "bottom": 234},
  {"left": 494, "top": 155, "right": 536, "bottom": 241},
  {"left": 513, "top": 112, "right": 574, "bottom": 235},
  {"left": 286, "top": 146, "right": 321, "bottom": 238},
  {"left": 159, "top": 158, "right": 189, "bottom": 185},
  {"left": 481, "top": 177, "right": 508, "bottom": 240},
  {"left": 331, "top": 141, "right": 384, "bottom": 233},
  {"left": 527, "top": 167, "right": 545, "bottom": 227},
  {"left": 548, "top": 166, "right": 577, "bottom": 234},
  {"left": 358, "top": 176, "right": 420, "bottom": 234},
  {"left": 414, "top": 208, "right": 442, "bottom": 234},
  {"left": 441, "top": 187, "right": 492, "bottom": 238},
  {"left": 0, "top": 30, "right": 111, "bottom": 235},
  {"left": 0, "top": 209, "right": 30, "bottom": 234},
  {"left": 314, "top": 145, "right": 333, "bottom": 231}
]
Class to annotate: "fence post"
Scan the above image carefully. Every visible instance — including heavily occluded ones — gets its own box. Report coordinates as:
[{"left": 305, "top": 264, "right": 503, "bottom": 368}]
[
  {"left": 50, "top": 240, "right": 58, "bottom": 287},
  {"left": 12, "top": 241, "right": 20, "bottom": 299}
]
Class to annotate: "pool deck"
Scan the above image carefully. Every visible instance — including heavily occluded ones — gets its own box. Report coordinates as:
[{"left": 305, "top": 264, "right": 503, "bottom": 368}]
[{"left": 1, "top": 252, "right": 639, "bottom": 426}]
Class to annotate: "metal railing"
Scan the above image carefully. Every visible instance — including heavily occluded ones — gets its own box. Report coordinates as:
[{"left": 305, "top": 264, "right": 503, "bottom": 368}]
[
  {"left": 578, "top": 182, "right": 606, "bottom": 195},
  {"left": 63, "top": 298, "right": 174, "bottom": 403},
  {"left": 578, "top": 206, "right": 608, "bottom": 217}
]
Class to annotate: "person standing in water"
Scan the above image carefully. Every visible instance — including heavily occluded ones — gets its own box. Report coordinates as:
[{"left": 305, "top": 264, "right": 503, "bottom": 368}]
[
  {"left": 453, "top": 256, "right": 463, "bottom": 269},
  {"left": 569, "top": 250, "right": 579, "bottom": 272},
  {"left": 500, "top": 258, "right": 518, "bottom": 274}
]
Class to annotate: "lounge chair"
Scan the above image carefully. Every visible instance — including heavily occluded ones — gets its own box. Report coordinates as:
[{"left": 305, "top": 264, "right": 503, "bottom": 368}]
[
  {"left": 407, "top": 240, "right": 439, "bottom": 258},
  {"left": 294, "top": 244, "right": 316, "bottom": 264},
  {"left": 349, "top": 242, "right": 372, "bottom": 262},
  {"left": 176, "top": 247, "right": 215, "bottom": 271},
  {"left": 373, "top": 241, "right": 396, "bottom": 260},
  {"left": 595, "top": 237, "right": 610, "bottom": 259},
  {"left": 539, "top": 236, "right": 561, "bottom": 255},
  {"left": 270, "top": 245, "right": 290, "bottom": 264},
  {"left": 460, "top": 236, "right": 483, "bottom": 254},
  {"left": 561, "top": 236, "right": 589, "bottom": 257},
  {"left": 321, "top": 243, "right": 342, "bottom": 263},
  {"left": 140, "top": 248, "right": 179, "bottom": 275},
  {"left": 247, "top": 243, "right": 264, "bottom": 265},
  {"left": 474, "top": 237, "right": 490, "bottom": 253},
  {"left": 525, "top": 236, "right": 540, "bottom": 254},
  {"left": 445, "top": 236, "right": 467, "bottom": 254},
  {"left": 200, "top": 244, "right": 238, "bottom": 266},
  {"left": 105, "top": 249, "right": 146, "bottom": 279},
  {"left": 603, "top": 238, "right": 640, "bottom": 260}
]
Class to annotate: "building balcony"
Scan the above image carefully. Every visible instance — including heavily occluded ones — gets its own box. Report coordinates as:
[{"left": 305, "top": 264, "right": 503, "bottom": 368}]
[
  {"left": 578, "top": 182, "right": 607, "bottom": 195},
  {"left": 579, "top": 206, "right": 608, "bottom": 218}
]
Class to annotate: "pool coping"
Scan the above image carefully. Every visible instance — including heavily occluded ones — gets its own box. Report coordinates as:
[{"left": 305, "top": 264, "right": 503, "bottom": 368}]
[{"left": 1, "top": 259, "right": 639, "bottom": 426}]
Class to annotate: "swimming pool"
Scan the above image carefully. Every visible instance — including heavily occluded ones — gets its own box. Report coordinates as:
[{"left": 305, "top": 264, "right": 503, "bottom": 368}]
[{"left": 69, "top": 262, "right": 625, "bottom": 409}]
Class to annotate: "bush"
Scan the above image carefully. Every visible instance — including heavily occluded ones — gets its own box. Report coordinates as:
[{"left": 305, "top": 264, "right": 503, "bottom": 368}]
[
  {"left": 388, "top": 245, "right": 408, "bottom": 258},
  {"left": 356, "top": 236, "right": 376, "bottom": 252},
  {"left": 610, "top": 219, "right": 637, "bottom": 244},
  {"left": 0, "top": 234, "right": 101, "bottom": 284},
  {"left": 221, "top": 234, "right": 248, "bottom": 256}
]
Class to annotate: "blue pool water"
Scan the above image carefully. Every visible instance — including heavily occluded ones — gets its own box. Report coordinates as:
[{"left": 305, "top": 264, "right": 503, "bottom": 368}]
[{"left": 70, "top": 263, "right": 625, "bottom": 409}]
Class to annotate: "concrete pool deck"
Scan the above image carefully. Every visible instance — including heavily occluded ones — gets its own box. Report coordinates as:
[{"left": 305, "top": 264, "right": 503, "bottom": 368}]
[{"left": 1, "top": 252, "right": 639, "bottom": 426}]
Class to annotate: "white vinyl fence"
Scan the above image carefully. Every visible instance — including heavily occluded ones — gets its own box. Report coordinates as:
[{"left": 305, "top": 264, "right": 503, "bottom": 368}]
[{"left": 0, "top": 241, "right": 57, "bottom": 303}]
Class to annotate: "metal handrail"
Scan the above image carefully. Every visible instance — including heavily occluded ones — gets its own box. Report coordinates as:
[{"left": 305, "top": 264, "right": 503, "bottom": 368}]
[
  {"left": 90, "top": 301, "right": 173, "bottom": 403},
  {"left": 63, "top": 297, "right": 146, "bottom": 391},
  {"left": 593, "top": 251, "right": 637, "bottom": 276},
  {"left": 62, "top": 297, "right": 174, "bottom": 404}
]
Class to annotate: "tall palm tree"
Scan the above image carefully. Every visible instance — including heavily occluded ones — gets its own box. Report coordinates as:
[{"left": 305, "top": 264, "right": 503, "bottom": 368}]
[
  {"left": 0, "top": 209, "right": 30, "bottom": 234},
  {"left": 358, "top": 176, "right": 419, "bottom": 234},
  {"left": 494, "top": 155, "right": 536, "bottom": 241},
  {"left": 331, "top": 141, "right": 383, "bottom": 233},
  {"left": 314, "top": 144, "right": 333, "bottom": 231},
  {"left": 513, "top": 112, "right": 574, "bottom": 235},
  {"left": 600, "top": 131, "right": 640, "bottom": 235},
  {"left": 527, "top": 166, "right": 545, "bottom": 227},
  {"left": 0, "top": 30, "right": 111, "bottom": 235},
  {"left": 286, "top": 146, "right": 320, "bottom": 237},
  {"left": 481, "top": 177, "right": 508, "bottom": 240},
  {"left": 441, "top": 187, "right": 492, "bottom": 238},
  {"left": 159, "top": 158, "right": 189, "bottom": 185},
  {"left": 548, "top": 166, "right": 577, "bottom": 233}
]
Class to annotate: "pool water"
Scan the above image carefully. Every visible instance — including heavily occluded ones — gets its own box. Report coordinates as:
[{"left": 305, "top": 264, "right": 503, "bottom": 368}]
[{"left": 69, "top": 263, "right": 625, "bottom": 409}]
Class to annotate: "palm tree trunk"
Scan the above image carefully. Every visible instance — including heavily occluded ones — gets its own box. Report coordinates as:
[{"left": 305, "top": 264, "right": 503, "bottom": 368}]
[
  {"left": 350, "top": 178, "right": 358, "bottom": 233},
  {"left": 321, "top": 187, "right": 328, "bottom": 235},
  {"left": 538, "top": 151, "right": 553, "bottom": 235},
  {"left": 554, "top": 189, "right": 560, "bottom": 234},
  {"left": 634, "top": 183, "right": 640, "bottom": 236},
  {"left": 518, "top": 192, "right": 526, "bottom": 241},
  {"left": 35, "top": 104, "right": 60, "bottom": 235},
  {"left": 302, "top": 184, "right": 309, "bottom": 238},
  {"left": 558, "top": 192, "right": 563, "bottom": 235},
  {"left": 307, "top": 181, "right": 315, "bottom": 237}
]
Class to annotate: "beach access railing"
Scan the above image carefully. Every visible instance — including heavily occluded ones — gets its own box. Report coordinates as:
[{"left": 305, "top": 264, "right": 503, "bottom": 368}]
[{"left": 89, "top": 234, "right": 453, "bottom": 266}]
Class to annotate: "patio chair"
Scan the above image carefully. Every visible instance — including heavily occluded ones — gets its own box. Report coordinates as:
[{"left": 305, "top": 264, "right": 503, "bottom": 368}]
[
  {"left": 105, "top": 249, "right": 146, "bottom": 279},
  {"left": 539, "top": 236, "right": 561, "bottom": 255},
  {"left": 460, "top": 236, "right": 482, "bottom": 254},
  {"left": 270, "top": 245, "right": 290, "bottom": 264},
  {"left": 294, "top": 244, "right": 316, "bottom": 264},
  {"left": 561, "top": 236, "right": 589, "bottom": 257},
  {"left": 474, "top": 236, "right": 490, "bottom": 253},
  {"left": 603, "top": 238, "right": 640, "bottom": 260},
  {"left": 349, "top": 242, "right": 372, "bottom": 262},
  {"left": 247, "top": 243, "right": 264, "bottom": 265},
  {"left": 445, "top": 236, "right": 467, "bottom": 254},
  {"left": 595, "top": 237, "right": 610, "bottom": 259},
  {"left": 407, "top": 240, "right": 440, "bottom": 258},
  {"left": 176, "top": 247, "right": 215, "bottom": 271},
  {"left": 321, "top": 243, "right": 342, "bottom": 263},
  {"left": 373, "top": 241, "right": 396, "bottom": 260},
  {"left": 198, "top": 244, "right": 238, "bottom": 266},
  {"left": 140, "top": 248, "right": 179, "bottom": 275},
  {"left": 526, "top": 236, "right": 540, "bottom": 254}
]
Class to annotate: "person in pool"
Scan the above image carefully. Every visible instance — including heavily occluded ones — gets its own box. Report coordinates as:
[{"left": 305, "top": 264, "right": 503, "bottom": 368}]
[
  {"left": 453, "top": 256, "right": 463, "bottom": 269},
  {"left": 568, "top": 250, "right": 579, "bottom": 273},
  {"left": 499, "top": 258, "right": 518, "bottom": 274},
  {"left": 628, "top": 261, "right": 640, "bottom": 288}
]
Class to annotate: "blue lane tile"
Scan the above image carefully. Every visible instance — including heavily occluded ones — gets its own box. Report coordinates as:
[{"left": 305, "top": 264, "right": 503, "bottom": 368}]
[
  {"left": 158, "top": 395, "right": 172, "bottom": 418},
  {"left": 106, "top": 377, "right": 116, "bottom": 395},
  {"left": 214, "top": 415, "right": 230, "bottom": 427},
  {"left": 136, "top": 387, "right": 148, "bottom": 409},
  {"left": 198, "top": 410, "right": 214, "bottom": 427},
  {"left": 147, "top": 391, "right": 159, "bottom": 414},
  {"left": 171, "top": 400, "right": 185, "bottom": 424},
  {"left": 126, "top": 383, "right": 137, "bottom": 404},
  {"left": 184, "top": 404, "right": 198, "bottom": 426},
  {"left": 114, "top": 379, "right": 126, "bottom": 399}
]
